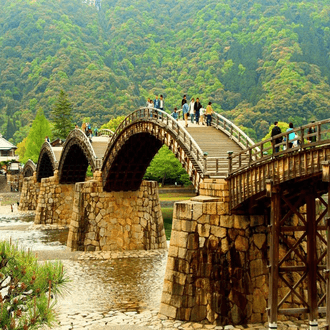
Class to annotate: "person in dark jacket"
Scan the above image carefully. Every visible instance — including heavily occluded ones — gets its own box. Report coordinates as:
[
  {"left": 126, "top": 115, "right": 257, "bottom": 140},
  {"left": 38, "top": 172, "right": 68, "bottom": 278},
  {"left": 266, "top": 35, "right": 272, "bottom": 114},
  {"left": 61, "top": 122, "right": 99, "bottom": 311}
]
[
  {"left": 271, "top": 121, "right": 282, "bottom": 153},
  {"left": 194, "top": 97, "right": 202, "bottom": 124}
]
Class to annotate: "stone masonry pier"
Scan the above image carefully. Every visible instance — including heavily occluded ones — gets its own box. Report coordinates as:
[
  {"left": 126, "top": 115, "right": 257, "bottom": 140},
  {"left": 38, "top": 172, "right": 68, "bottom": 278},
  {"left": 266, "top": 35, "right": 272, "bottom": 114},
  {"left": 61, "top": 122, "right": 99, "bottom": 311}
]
[
  {"left": 160, "top": 178, "right": 269, "bottom": 325},
  {"left": 67, "top": 173, "right": 167, "bottom": 251},
  {"left": 19, "top": 174, "right": 41, "bottom": 211},
  {"left": 34, "top": 170, "right": 75, "bottom": 226}
]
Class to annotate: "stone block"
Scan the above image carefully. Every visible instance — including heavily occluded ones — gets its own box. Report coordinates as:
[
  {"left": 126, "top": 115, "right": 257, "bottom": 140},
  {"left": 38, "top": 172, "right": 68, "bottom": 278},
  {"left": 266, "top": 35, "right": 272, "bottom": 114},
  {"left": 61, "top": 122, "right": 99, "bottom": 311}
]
[
  {"left": 197, "top": 224, "right": 210, "bottom": 237},
  {"left": 181, "top": 220, "right": 196, "bottom": 232},
  {"left": 234, "top": 215, "right": 250, "bottom": 230},
  {"left": 253, "top": 233, "right": 266, "bottom": 250},
  {"left": 235, "top": 235, "right": 249, "bottom": 252},
  {"left": 171, "top": 231, "right": 188, "bottom": 248},
  {"left": 250, "top": 215, "right": 265, "bottom": 227},
  {"left": 210, "top": 226, "right": 227, "bottom": 238},
  {"left": 159, "top": 303, "right": 177, "bottom": 319},
  {"left": 250, "top": 259, "right": 267, "bottom": 278},
  {"left": 168, "top": 245, "right": 179, "bottom": 258},
  {"left": 220, "top": 215, "right": 234, "bottom": 228}
]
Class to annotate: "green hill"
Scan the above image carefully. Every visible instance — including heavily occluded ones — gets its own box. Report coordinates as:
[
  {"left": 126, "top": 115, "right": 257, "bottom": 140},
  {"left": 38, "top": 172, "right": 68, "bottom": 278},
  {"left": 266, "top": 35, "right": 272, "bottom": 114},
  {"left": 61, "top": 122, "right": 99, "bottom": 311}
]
[{"left": 1, "top": 0, "right": 330, "bottom": 143}]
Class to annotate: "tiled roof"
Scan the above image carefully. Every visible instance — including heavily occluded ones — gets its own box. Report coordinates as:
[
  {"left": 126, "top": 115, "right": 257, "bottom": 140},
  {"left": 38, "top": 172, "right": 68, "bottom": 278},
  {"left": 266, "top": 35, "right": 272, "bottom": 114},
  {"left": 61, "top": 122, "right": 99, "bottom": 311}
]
[{"left": 0, "top": 135, "right": 17, "bottom": 150}]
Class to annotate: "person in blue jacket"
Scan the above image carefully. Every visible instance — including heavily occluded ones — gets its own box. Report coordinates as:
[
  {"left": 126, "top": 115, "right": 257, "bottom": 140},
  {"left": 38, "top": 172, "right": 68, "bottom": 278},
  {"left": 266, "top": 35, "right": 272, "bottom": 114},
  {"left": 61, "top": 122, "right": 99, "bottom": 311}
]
[
  {"left": 171, "top": 108, "right": 178, "bottom": 120},
  {"left": 154, "top": 95, "right": 160, "bottom": 109},
  {"left": 182, "top": 102, "right": 189, "bottom": 127},
  {"left": 286, "top": 122, "right": 295, "bottom": 148}
]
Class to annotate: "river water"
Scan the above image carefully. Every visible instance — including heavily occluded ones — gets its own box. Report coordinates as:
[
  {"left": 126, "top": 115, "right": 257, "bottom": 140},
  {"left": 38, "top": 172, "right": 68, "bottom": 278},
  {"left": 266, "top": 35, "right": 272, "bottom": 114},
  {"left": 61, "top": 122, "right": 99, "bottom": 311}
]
[{"left": 0, "top": 210, "right": 169, "bottom": 328}]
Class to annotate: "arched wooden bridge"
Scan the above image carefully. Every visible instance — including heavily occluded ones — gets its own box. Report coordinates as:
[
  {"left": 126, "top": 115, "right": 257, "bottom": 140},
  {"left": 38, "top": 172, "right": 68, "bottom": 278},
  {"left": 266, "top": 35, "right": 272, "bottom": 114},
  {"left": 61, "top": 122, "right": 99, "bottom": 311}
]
[{"left": 34, "top": 108, "right": 253, "bottom": 191}]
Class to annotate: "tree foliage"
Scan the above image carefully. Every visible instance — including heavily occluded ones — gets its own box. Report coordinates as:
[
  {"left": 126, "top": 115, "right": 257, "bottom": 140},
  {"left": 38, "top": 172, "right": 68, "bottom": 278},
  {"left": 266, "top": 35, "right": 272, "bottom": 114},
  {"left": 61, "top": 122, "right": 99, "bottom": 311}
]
[
  {"left": 1, "top": 0, "right": 330, "bottom": 142},
  {"left": 144, "top": 145, "right": 191, "bottom": 186},
  {"left": 0, "top": 240, "right": 68, "bottom": 330},
  {"left": 51, "top": 90, "right": 74, "bottom": 140},
  {"left": 22, "top": 108, "right": 52, "bottom": 163}
]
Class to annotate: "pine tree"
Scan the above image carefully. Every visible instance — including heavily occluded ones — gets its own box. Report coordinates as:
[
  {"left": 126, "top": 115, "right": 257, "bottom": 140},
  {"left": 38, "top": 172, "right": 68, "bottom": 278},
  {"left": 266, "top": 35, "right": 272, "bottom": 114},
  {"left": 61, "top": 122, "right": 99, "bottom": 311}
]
[
  {"left": 52, "top": 90, "right": 74, "bottom": 139},
  {"left": 23, "top": 108, "right": 52, "bottom": 163}
]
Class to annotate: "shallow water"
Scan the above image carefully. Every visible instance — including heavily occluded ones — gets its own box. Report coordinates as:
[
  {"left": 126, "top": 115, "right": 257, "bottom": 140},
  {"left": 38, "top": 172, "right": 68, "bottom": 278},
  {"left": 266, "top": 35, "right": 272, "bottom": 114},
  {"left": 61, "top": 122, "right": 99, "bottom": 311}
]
[{"left": 0, "top": 213, "right": 167, "bottom": 314}]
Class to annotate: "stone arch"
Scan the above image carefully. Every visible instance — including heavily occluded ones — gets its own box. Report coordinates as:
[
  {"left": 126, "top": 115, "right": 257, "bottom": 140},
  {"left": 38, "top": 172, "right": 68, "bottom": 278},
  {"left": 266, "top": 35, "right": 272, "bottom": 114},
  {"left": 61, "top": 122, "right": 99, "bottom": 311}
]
[
  {"left": 58, "top": 129, "right": 98, "bottom": 184},
  {"left": 36, "top": 142, "right": 57, "bottom": 182},
  {"left": 102, "top": 121, "right": 203, "bottom": 192},
  {"left": 22, "top": 160, "right": 36, "bottom": 178}
]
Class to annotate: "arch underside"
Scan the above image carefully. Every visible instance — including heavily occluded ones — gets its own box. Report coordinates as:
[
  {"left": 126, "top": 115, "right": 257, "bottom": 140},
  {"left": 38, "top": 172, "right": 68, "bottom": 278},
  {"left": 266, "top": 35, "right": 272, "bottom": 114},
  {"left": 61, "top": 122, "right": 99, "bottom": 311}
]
[
  {"left": 37, "top": 152, "right": 55, "bottom": 182},
  {"left": 59, "top": 144, "right": 89, "bottom": 184},
  {"left": 24, "top": 167, "right": 34, "bottom": 178},
  {"left": 102, "top": 122, "right": 203, "bottom": 192}
]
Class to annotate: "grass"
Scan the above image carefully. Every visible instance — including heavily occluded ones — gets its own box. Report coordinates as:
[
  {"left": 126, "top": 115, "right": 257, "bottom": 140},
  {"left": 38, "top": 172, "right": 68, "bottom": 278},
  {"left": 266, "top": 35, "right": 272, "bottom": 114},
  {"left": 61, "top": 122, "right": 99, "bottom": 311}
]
[
  {"left": 0, "top": 193, "right": 20, "bottom": 206},
  {"left": 159, "top": 192, "right": 196, "bottom": 201},
  {"left": 159, "top": 191, "right": 196, "bottom": 240},
  {"left": 162, "top": 207, "right": 173, "bottom": 240}
]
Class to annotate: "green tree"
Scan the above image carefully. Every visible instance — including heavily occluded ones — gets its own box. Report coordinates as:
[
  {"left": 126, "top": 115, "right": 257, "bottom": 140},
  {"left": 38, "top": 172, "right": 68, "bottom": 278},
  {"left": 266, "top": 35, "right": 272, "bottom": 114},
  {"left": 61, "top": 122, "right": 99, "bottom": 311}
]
[
  {"left": 22, "top": 108, "right": 52, "bottom": 163},
  {"left": 51, "top": 90, "right": 74, "bottom": 139},
  {"left": 144, "top": 145, "right": 191, "bottom": 186},
  {"left": 0, "top": 240, "right": 68, "bottom": 330},
  {"left": 100, "top": 115, "right": 126, "bottom": 132}
]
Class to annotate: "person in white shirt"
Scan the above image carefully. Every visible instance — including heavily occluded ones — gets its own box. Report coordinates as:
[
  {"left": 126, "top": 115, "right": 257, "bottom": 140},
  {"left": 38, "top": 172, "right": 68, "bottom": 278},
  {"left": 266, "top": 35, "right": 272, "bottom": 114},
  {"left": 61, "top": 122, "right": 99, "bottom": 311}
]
[
  {"left": 189, "top": 98, "right": 195, "bottom": 123},
  {"left": 160, "top": 95, "right": 164, "bottom": 111}
]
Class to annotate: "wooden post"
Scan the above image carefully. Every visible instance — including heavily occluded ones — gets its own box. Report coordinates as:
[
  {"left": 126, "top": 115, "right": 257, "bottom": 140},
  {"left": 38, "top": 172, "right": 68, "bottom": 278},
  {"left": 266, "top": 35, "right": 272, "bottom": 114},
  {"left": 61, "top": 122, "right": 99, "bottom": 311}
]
[
  {"left": 268, "top": 185, "right": 280, "bottom": 329},
  {"left": 322, "top": 161, "right": 330, "bottom": 330},
  {"left": 306, "top": 192, "right": 318, "bottom": 329}
]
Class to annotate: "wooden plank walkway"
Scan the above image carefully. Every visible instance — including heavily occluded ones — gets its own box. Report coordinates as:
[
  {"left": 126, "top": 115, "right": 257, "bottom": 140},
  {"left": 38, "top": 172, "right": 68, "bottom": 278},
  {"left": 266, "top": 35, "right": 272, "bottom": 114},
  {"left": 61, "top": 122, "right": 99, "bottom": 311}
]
[{"left": 177, "top": 120, "right": 244, "bottom": 176}]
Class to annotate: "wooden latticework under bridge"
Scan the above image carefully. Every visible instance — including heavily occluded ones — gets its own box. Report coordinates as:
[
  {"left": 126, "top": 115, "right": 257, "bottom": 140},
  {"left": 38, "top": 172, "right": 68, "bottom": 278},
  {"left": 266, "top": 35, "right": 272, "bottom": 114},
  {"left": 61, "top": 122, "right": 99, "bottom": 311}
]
[{"left": 227, "top": 119, "right": 330, "bottom": 329}]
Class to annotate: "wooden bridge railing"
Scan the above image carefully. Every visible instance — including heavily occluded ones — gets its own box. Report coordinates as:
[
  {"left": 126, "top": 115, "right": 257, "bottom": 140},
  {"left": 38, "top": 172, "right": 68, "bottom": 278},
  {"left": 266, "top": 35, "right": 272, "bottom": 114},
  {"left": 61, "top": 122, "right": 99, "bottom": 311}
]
[
  {"left": 228, "top": 119, "right": 330, "bottom": 176},
  {"left": 97, "top": 129, "right": 114, "bottom": 137},
  {"left": 109, "top": 107, "right": 205, "bottom": 172},
  {"left": 211, "top": 112, "right": 256, "bottom": 150}
]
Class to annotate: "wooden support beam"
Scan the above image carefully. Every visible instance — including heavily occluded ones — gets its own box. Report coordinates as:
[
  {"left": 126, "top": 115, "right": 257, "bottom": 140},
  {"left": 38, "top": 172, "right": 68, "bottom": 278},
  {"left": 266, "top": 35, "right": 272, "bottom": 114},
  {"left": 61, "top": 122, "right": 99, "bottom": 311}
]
[
  {"left": 326, "top": 181, "right": 330, "bottom": 330},
  {"left": 268, "top": 186, "right": 280, "bottom": 329},
  {"left": 306, "top": 192, "right": 318, "bottom": 325}
]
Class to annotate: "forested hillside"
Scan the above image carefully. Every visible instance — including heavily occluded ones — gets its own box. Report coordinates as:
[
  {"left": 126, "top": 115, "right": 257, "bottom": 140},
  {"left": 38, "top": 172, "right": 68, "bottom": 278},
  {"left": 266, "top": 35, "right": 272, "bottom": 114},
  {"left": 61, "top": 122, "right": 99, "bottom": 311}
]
[{"left": 1, "top": 0, "right": 330, "bottom": 143}]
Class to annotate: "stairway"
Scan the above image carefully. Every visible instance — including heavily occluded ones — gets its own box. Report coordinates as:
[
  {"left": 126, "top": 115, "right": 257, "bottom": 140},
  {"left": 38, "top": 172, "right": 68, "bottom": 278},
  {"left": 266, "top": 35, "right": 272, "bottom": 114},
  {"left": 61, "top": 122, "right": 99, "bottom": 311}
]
[
  {"left": 91, "top": 136, "right": 110, "bottom": 159},
  {"left": 178, "top": 120, "right": 244, "bottom": 177}
]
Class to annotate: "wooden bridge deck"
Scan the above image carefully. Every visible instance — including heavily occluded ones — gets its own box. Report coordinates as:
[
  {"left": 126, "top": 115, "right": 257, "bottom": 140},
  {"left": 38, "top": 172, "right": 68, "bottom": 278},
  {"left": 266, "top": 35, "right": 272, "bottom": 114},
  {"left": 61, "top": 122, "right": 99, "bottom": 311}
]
[
  {"left": 178, "top": 120, "right": 244, "bottom": 177},
  {"left": 91, "top": 136, "right": 110, "bottom": 159}
]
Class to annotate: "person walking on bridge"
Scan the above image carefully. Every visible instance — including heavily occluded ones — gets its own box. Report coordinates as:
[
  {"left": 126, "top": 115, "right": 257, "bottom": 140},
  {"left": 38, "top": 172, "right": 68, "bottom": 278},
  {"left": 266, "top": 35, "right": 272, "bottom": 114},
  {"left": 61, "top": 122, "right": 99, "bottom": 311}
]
[
  {"left": 189, "top": 98, "right": 195, "bottom": 123},
  {"left": 181, "top": 95, "right": 187, "bottom": 119},
  {"left": 182, "top": 102, "right": 189, "bottom": 127},
  {"left": 205, "top": 102, "right": 213, "bottom": 126},
  {"left": 271, "top": 121, "right": 282, "bottom": 153},
  {"left": 160, "top": 95, "right": 164, "bottom": 111},
  {"left": 194, "top": 98, "right": 202, "bottom": 124},
  {"left": 154, "top": 95, "right": 160, "bottom": 109}
]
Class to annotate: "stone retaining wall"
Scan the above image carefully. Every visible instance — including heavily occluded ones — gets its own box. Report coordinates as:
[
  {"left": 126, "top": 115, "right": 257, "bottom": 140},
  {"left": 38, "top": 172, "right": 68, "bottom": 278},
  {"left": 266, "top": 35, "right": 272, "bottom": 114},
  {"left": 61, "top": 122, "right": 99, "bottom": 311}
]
[
  {"left": 35, "top": 171, "right": 75, "bottom": 226},
  {"left": 67, "top": 175, "right": 167, "bottom": 252},
  {"left": 19, "top": 174, "right": 40, "bottom": 211}
]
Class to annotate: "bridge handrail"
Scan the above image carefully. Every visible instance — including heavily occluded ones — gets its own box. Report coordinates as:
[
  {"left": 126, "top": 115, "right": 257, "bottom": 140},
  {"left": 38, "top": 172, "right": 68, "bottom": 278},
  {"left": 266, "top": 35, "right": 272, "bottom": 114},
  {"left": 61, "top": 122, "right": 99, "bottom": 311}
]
[
  {"left": 97, "top": 129, "right": 114, "bottom": 137},
  {"left": 228, "top": 118, "right": 330, "bottom": 176},
  {"left": 41, "top": 141, "right": 58, "bottom": 166},
  {"left": 108, "top": 107, "right": 205, "bottom": 169},
  {"left": 211, "top": 112, "right": 256, "bottom": 150}
]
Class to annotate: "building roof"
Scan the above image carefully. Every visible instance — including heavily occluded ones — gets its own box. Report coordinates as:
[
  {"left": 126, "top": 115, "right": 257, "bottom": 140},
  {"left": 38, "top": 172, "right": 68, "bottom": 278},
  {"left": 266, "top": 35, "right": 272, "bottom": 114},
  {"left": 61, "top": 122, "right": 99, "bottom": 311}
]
[{"left": 0, "top": 135, "right": 17, "bottom": 150}]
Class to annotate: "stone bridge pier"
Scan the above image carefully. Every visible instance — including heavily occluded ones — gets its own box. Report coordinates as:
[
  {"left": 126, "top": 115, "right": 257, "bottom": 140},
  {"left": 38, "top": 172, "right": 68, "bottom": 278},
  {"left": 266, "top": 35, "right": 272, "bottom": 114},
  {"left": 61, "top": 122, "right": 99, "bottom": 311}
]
[
  {"left": 67, "top": 172, "right": 167, "bottom": 251},
  {"left": 34, "top": 171, "right": 75, "bottom": 226},
  {"left": 160, "top": 179, "right": 269, "bottom": 325},
  {"left": 19, "top": 173, "right": 41, "bottom": 211}
]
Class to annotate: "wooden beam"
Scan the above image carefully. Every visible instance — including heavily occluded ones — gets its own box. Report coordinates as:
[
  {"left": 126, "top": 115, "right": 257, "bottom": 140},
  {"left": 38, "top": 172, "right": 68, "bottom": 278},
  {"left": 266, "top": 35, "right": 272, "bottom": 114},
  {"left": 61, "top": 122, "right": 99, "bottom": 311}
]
[
  {"left": 307, "top": 192, "right": 318, "bottom": 323},
  {"left": 268, "top": 186, "right": 280, "bottom": 328}
]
